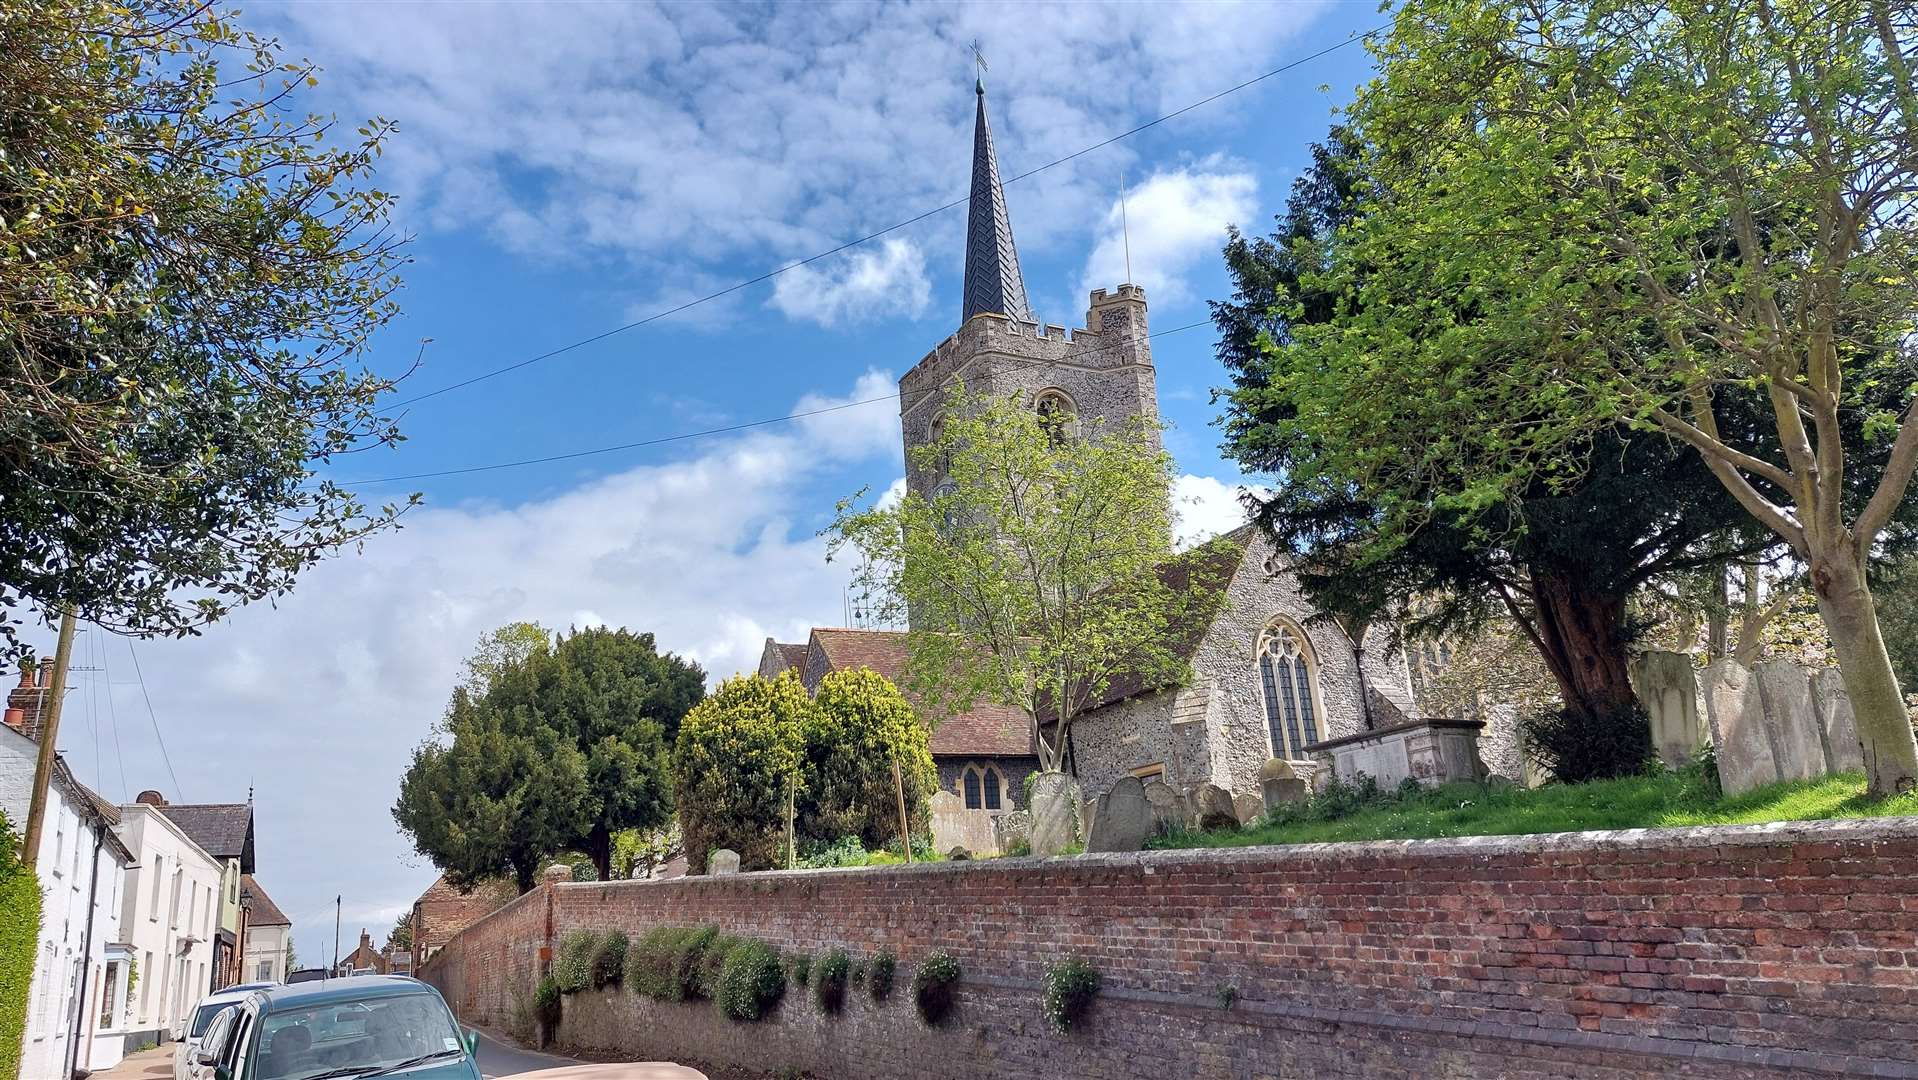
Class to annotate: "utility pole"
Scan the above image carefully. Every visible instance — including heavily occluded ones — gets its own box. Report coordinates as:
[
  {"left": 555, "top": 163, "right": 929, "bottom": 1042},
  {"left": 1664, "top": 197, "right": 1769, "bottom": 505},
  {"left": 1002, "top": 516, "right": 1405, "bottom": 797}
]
[
  {"left": 333, "top": 896, "right": 342, "bottom": 977},
  {"left": 22, "top": 608, "right": 78, "bottom": 864}
]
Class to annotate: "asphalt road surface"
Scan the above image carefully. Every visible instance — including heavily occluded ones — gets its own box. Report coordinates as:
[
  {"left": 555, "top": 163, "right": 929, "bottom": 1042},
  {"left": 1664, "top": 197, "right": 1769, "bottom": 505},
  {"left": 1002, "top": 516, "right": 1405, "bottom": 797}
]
[{"left": 473, "top": 1029, "right": 580, "bottom": 1078}]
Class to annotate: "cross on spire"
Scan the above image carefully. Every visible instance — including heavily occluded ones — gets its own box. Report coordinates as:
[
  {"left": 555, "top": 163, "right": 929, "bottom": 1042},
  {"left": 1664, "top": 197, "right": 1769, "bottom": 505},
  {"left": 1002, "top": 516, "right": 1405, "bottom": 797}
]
[{"left": 969, "top": 39, "right": 987, "bottom": 91}]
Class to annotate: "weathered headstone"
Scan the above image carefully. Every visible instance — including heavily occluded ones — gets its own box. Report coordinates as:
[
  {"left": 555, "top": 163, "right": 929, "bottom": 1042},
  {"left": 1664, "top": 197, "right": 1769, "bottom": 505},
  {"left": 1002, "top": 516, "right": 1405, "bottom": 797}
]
[
  {"left": 1811, "top": 667, "right": 1866, "bottom": 773},
  {"left": 1087, "top": 776, "right": 1153, "bottom": 852},
  {"left": 1232, "top": 792, "right": 1265, "bottom": 826},
  {"left": 1141, "top": 779, "right": 1187, "bottom": 834},
  {"left": 1704, "top": 658, "right": 1771, "bottom": 794},
  {"left": 1629, "top": 650, "right": 1710, "bottom": 767},
  {"left": 709, "top": 849, "right": 741, "bottom": 875},
  {"left": 1028, "top": 772, "right": 1079, "bottom": 856},
  {"left": 1754, "top": 662, "right": 1823, "bottom": 783},
  {"left": 993, "top": 810, "right": 1031, "bottom": 854},
  {"left": 928, "top": 789, "right": 998, "bottom": 856},
  {"left": 1190, "top": 782, "right": 1238, "bottom": 832},
  {"left": 1259, "top": 758, "right": 1308, "bottom": 808}
]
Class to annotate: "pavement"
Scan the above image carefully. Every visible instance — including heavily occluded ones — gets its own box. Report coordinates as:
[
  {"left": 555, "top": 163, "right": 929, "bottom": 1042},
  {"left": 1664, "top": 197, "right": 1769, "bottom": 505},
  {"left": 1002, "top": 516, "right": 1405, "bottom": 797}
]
[{"left": 85, "top": 1045, "right": 173, "bottom": 1080}]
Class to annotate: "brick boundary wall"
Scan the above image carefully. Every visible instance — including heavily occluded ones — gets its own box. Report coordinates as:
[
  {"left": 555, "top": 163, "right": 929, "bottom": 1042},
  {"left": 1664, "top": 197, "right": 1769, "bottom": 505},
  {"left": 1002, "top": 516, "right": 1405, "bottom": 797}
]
[{"left": 421, "top": 818, "right": 1918, "bottom": 1079}]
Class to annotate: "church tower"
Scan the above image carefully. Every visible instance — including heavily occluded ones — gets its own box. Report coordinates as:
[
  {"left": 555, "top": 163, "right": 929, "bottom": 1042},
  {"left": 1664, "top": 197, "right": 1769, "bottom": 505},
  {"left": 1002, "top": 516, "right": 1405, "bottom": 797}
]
[{"left": 899, "top": 76, "right": 1163, "bottom": 509}]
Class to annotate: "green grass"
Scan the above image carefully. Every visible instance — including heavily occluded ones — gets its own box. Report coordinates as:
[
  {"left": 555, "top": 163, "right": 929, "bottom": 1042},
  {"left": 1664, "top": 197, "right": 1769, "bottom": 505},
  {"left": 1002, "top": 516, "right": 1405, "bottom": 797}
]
[{"left": 1146, "top": 770, "right": 1918, "bottom": 850}]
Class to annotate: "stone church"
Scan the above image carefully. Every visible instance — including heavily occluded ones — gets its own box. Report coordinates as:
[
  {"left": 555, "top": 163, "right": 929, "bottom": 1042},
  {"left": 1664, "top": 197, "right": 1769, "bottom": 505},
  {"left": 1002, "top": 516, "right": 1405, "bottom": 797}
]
[{"left": 759, "top": 77, "right": 1504, "bottom": 823}]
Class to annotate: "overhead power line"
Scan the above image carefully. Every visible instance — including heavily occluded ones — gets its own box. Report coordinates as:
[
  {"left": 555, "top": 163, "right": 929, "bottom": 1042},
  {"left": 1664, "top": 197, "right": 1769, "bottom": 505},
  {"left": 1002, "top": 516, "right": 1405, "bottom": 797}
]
[
  {"left": 126, "top": 638, "right": 183, "bottom": 800},
  {"left": 387, "top": 26, "right": 1387, "bottom": 408},
  {"left": 345, "top": 317, "right": 1212, "bottom": 485}
]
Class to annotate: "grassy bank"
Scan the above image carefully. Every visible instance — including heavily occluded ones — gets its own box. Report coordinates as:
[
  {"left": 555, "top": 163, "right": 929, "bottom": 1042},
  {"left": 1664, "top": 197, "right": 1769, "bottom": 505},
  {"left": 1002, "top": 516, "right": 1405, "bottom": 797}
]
[{"left": 1145, "top": 768, "right": 1918, "bottom": 850}]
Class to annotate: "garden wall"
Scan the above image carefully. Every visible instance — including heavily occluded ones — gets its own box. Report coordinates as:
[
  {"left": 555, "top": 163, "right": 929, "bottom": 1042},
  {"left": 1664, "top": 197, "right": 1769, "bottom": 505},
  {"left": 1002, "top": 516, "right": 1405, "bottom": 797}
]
[{"left": 420, "top": 818, "right": 1918, "bottom": 1079}]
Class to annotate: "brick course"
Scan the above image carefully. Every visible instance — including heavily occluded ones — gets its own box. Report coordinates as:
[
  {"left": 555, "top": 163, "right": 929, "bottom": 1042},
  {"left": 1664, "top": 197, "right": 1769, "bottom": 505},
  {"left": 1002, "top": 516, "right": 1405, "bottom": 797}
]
[{"left": 421, "top": 818, "right": 1918, "bottom": 1079}]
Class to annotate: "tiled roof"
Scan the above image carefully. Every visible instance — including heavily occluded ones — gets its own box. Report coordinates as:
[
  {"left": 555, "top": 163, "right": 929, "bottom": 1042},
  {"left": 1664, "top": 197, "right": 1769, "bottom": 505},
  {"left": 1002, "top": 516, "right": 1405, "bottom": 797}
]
[
  {"left": 160, "top": 803, "right": 255, "bottom": 870},
  {"left": 961, "top": 82, "right": 1032, "bottom": 323},
  {"left": 770, "top": 641, "right": 808, "bottom": 672},
  {"left": 240, "top": 875, "right": 290, "bottom": 926},
  {"left": 808, "top": 628, "right": 1034, "bottom": 758}
]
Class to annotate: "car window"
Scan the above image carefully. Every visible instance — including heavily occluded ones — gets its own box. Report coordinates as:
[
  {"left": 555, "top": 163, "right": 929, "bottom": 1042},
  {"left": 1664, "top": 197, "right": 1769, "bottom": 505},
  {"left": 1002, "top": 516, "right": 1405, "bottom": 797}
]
[
  {"left": 198, "top": 1010, "right": 235, "bottom": 1061},
  {"left": 252, "top": 993, "right": 463, "bottom": 1080},
  {"left": 222, "top": 1007, "right": 255, "bottom": 1075},
  {"left": 192, "top": 1000, "right": 243, "bottom": 1039}
]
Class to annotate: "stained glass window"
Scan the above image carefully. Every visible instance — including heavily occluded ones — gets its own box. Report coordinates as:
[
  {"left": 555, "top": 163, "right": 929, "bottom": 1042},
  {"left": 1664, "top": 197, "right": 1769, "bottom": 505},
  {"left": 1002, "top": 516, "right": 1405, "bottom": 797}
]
[{"left": 1258, "top": 622, "right": 1321, "bottom": 757}]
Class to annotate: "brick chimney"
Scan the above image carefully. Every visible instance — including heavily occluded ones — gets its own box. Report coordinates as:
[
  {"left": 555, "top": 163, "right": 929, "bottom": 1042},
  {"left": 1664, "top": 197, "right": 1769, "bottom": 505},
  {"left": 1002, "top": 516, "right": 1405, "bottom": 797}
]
[
  {"left": 4, "top": 660, "right": 52, "bottom": 741},
  {"left": 136, "top": 790, "right": 168, "bottom": 807}
]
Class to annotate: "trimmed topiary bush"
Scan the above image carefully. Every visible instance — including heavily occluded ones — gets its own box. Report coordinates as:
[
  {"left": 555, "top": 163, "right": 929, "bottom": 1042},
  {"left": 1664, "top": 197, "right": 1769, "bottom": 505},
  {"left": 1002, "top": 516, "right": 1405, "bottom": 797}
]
[
  {"left": 698, "top": 933, "right": 750, "bottom": 1000},
  {"left": 672, "top": 673, "right": 810, "bottom": 873},
  {"left": 714, "top": 939, "right": 786, "bottom": 1022},
  {"left": 1041, "top": 957, "right": 1100, "bottom": 1034},
  {"left": 591, "top": 930, "right": 628, "bottom": 989},
  {"left": 867, "top": 948, "right": 896, "bottom": 1002},
  {"left": 812, "top": 947, "right": 850, "bottom": 1015},
  {"left": 553, "top": 930, "right": 599, "bottom": 994},
  {"left": 910, "top": 950, "right": 961, "bottom": 1027},
  {"left": 0, "top": 816, "right": 41, "bottom": 1080}
]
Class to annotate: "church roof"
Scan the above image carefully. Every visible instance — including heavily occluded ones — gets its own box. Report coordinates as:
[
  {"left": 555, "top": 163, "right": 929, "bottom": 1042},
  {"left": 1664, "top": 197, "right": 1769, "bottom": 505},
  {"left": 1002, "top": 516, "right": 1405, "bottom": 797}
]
[
  {"left": 961, "top": 81, "right": 1033, "bottom": 324},
  {"left": 806, "top": 628, "right": 1034, "bottom": 758}
]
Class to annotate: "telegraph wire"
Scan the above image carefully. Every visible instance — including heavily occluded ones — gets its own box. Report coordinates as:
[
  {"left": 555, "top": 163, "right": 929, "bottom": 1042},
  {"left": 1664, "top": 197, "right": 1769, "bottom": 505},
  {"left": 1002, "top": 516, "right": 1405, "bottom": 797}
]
[
  {"left": 127, "top": 638, "right": 184, "bottom": 801},
  {"left": 345, "top": 317, "right": 1211, "bottom": 485},
  {"left": 385, "top": 26, "right": 1386, "bottom": 408},
  {"left": 101, "top": 628, "right": 131, "bottom": 802}
]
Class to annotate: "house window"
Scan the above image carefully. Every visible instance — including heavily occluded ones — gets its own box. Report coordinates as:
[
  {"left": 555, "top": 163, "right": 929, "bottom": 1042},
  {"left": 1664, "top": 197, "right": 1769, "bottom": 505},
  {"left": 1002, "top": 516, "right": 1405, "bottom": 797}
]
[
  {"left": 1258, "top": 619, "right": 1321, "bottom": 758},
  {"left": 149, "top": 857, "right": 163, "bottom": 920},
  {"left": 1033, "top": 388, "right": 1077, "bottom": 444},
  {"left": 959, "top": 764, "right": 1006, "bottom": 810},
  {"left": 99, "top": 961, "right": 119, "bottom": 1028}
]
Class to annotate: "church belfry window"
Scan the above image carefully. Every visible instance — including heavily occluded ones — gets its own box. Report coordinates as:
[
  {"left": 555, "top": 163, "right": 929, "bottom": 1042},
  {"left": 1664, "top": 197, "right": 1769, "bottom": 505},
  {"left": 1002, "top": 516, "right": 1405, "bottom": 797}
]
[
  {"left": 1258, "top": 620, "right": 1321, "bottom": 758},
  {"left": 1033, "top": 388, "right": 1077, "bottom": 444}
]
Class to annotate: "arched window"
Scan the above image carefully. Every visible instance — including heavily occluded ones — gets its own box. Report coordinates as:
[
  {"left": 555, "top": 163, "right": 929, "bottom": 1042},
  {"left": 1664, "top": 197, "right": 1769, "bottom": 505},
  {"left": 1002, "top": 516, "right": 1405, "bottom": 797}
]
[
  {"left": 959, "top": 763, "right": 1006, "bottom": 810},
  {"left": 1033, "top": 388, "right": 1077, "bottom": 444},
  {"left": 962, "top": 769, "right": 981, "bottom": 808},
  {"left": 1258, "top": 620, "right": 1321, "bottom": 758}
]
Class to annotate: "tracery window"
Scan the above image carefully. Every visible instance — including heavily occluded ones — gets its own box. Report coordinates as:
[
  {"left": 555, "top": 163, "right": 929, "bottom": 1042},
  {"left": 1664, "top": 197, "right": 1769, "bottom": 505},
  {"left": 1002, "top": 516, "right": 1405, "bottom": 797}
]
[
  {"left": 1033, "top": 388, "right": 1077, "bottom": 444},
  {"left": 960, "top": 763, "right": 1006, "bottom": 810},
  {"left": 1258, "top": 620, "right": 1322, "bottom": 758}
]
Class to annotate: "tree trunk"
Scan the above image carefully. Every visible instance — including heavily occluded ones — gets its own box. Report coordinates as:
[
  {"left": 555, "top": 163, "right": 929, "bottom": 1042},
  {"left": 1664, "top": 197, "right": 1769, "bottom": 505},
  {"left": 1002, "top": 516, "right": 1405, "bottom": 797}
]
[
  {"left": 1808, "top": 547, "right": 1917, "bottom": 796},
  {"left": 512, "top": 860, "right": 537, "bottom": 895},
  {"left": 1707, "top": 566, "right": 1730, "bottom": 660},
  {"left": 586, "top": 822, "right": 612, "bottom": 883},
  {"left": 1528, "top": 566, "right": 1640, "bottom": 721}
]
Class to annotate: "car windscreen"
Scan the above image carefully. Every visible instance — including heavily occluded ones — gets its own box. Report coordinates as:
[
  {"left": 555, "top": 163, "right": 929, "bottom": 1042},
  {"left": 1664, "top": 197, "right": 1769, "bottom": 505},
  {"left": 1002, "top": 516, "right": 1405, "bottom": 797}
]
[
  {"left": 255, "top": 992, "right": 463, "bottom": 1080},
  {"left": 190, "top": 1000, "right": 242, "bottom": 1038}
]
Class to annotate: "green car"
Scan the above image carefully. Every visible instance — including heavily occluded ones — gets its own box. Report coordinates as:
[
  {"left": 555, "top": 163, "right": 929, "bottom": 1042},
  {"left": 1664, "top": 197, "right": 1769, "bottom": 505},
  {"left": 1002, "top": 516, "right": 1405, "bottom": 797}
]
[{"left": 188, "top": 976, "right": 481, "bottom": 1080}]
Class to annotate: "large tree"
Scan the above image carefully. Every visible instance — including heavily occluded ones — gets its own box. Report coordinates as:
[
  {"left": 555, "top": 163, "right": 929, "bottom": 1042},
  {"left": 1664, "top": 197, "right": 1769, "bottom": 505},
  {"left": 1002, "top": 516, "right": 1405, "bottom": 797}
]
[
  {"left": 0, "top": 0, "right": 413, "bottom": 657},
  {"left": 830, "top": 387, "right": 1226, "bottom": 775},
  {"left": 394, "top": 626, "right": 703, "bottom": 889},
  {"left": 1215, "top": 132, "right": 1773, "bottom": 776},
  {"left": 1283, "top": 0, "right": 1918, "bottom": 794}
]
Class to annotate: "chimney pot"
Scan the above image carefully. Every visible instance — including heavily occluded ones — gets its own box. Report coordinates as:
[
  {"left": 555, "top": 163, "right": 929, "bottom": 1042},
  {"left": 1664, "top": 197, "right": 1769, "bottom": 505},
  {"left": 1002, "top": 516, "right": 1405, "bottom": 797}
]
[
  {"left": 136, "top": 790, "right": 167, "bottom": 807},
  {"left": 3, "top": 707, "right": 22, "bottom": 731}
]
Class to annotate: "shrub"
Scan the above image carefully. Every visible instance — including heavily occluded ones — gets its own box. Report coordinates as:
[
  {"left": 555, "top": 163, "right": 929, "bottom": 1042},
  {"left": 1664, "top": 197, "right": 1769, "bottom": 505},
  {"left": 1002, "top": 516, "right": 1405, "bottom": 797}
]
[
  {"left": 533, "top": 976, "right": 562, "bottom": 1041},
  {"left": 625, "top": 926, "right": 685, "bottom": 1000},
  {"left": 697, "top": 933, "right": 748, "bottom": 1000},
  {"left": 796, "top": 836, "right": 869, "bottom": 869},
  {"left": 813, "top": 948, "right": 850, "bottom": 1015},
  {"left": 714, "top": 939, "right": 786, "bottom": 1022},
  {"left": 676, "top": 927, "right": 724, "bottom": 999},
  {"left": 1521, "top": 703, "right": 1654, "bottom": 783},
  {"left": 591, "top": 930, "right": 628, "bottom": 989},
  {"left": 910, "top": 951, "right": 961, "bottom": 1027},
  {"left": 786, "top": 952, "right": 812, "bottom": 988},
  {"left": 672, "top": 673, "right": 810, "bottom": 873},
  {"left": 867, "top": 949, "right": 896, "bottom": 1002},
  {"left": 1041, "top": 957, "right": 1100, "bottom": 1034},
  {"left": 801, "top": 669, "right": 937, "bottom": 852},
  {"left": 552, "top": 930, "right": 599, "bottom": 994},
  {"left": 0, "top": 815, "right": 41, "bottom": 1080}
]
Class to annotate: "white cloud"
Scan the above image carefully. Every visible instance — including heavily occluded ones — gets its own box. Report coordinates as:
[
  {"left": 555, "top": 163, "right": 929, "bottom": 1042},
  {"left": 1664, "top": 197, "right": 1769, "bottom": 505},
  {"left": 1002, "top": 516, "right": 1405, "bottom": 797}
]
[
  {"left": 258, "top": 1, "right": 1325, "bottom": 326},
  {"left": 1081, "top": 160, "right": 1259, "bottom": 305},
  {"left": 1173, "top": 473, "right": 1253, "bottom": 549},
  {"left": 771, "top": 239, "right": 931, "bottom": 327}
]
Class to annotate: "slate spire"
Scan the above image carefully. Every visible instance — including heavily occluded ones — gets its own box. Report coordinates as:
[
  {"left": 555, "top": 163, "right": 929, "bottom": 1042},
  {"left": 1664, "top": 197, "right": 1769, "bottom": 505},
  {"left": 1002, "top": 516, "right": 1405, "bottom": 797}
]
[{"left": 962, "top": 78, "right": 1033, "bottom": 324}]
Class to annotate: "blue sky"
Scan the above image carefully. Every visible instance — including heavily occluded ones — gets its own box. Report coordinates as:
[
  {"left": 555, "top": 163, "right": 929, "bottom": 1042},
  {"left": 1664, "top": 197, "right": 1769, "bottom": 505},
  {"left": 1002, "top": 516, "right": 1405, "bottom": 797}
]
[{"left": 35, "top": 0, "right": 1390, "bottom": 967}]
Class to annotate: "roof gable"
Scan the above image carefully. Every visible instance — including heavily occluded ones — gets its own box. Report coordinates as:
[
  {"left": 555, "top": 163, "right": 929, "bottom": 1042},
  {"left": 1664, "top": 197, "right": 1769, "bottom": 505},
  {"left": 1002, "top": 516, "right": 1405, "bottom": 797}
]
[
  {"left": 240, "top": 874, "right": 290, "bottom": 926},
  {"left": 160, "top": 803, "right": 256, "bottom": 871}
]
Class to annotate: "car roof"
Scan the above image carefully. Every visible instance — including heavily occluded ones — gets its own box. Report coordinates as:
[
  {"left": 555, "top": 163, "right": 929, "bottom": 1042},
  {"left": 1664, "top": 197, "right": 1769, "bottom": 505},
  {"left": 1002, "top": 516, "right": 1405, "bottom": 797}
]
[
  {"left": 254, "top": 976, "right": 439, "bottom": 1014},
  {"left": 198, "top": 987, "right": 264, "bottom": 1007}
]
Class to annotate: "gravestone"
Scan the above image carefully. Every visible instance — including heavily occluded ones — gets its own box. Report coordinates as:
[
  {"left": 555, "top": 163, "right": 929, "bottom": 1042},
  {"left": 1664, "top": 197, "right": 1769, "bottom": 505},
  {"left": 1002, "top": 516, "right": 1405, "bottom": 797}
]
[
  {"left": 1141, "top": 779, "right": 1187, "bottom": 834},
  {"left": 1259, "top": 758, "right": 1308, "bottom": 808},
  {"left": 1232, "top": 792, "right": 1265, "bottom": 826},
  {"left": 1629, "top": 650, "right": 1710, "bottom": 767},
  {"left": 928, "top": 789, "right": 997, "bottom": 856},
  {"left": 1811, "top": 668, "right": 1866, "bottom": 773},
  {"left": 1754, "top": 661, "right": 1823, "bottom": 783},
  {"left": 993, "top": 810, "right": 1031, "bottom": 854},
  {"left": 1028, "top": 772, "right": 1079, "bottom": 856},
  {"left": 1087, "top": 776, "right": 1152, "bottom": 852},
  {"left": 709, "top": 849, "right": 741, "bottom": 875},
  {"left": 1703, "top": 658, "right": 1771, "bottom": 793},
  {"left": 1190, "top": 783, "right": 1238, "bottom": 831}
]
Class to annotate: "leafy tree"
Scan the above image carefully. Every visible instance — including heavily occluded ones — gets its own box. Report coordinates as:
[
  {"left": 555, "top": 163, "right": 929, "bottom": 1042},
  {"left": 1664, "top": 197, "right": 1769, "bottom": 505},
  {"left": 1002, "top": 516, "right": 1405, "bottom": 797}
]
[
  {"left": 1282, "top": 0, "right": 1918, "bottom": 793},
  {"left": 830, "top": 386, "right": 1226, "bottom": 774},
  {"left": 0, "top": 0, "right": 414, "bottom": 658},
  {"left": 611, "top": 820, "right": 683, "bottom": 880},
  {"left": 384, "top": 912, "right": 412, "bottom": 954},
  {"left": 800, "top": 669, "right": 937, "bottom": 852},
  {"left": 394, "top": 625, "right": 702, "bottom": 890},
  {"left": 1214, "top": 131, "right": 1771, "bottom": 775},
  {"left": 455, "top": 622, "right": 551, "bottom": 702},
  {"left": 672, "top": 673, "right": 808, "bottom": 873},
  {"left": 284, "top": 939, "right": 297, "bottom": 975}
]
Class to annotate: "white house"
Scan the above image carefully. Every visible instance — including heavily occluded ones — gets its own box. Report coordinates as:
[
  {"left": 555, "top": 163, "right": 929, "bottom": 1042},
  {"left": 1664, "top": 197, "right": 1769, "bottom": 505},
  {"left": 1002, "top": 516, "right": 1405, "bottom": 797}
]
[
  {"left": 2, "top": 670, "right": 135, "bottom": 1080},
  {"left": 113, "top": 795, "right": 223, "bottom": 1048},
  {"left": 239, "top": 875, "right": 292, "bottom": 984}
]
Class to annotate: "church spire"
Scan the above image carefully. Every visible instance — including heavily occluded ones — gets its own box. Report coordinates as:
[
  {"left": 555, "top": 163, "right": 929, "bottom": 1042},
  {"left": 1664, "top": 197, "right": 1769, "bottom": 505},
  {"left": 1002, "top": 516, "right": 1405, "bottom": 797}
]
[{"left": 962, "top": 73, "right": 1033, "bottom": 324}]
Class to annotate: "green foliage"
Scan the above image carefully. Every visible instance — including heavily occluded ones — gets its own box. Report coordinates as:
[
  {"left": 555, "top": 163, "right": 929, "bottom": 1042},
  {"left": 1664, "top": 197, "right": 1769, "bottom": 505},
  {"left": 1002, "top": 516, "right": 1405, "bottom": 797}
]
[
  {"left": 1041, "top": 957, "right": 1100, "bottom": 1034},
  {"left": 795, "top": 834, "right": 941, "bottom": 869},
  {"left": 0, "top": 814, "right": 39, "bottom": 1080},
  {"left": 714, "top": 939, "right": 786, "bottom": 1023},
  {"left": 625, "top": 926, "right": 729, "bottom": 1002},
  {"left": 612, "top": 821, "right": 683, "bottom": 880},
  {"left": 1522, "top": 705, "right": 1655, "bottom": 784},
  {"left": 0, "top": 0, "right": 417, "bottom": 657},
  {"left": 396, "top": 626, "right": 704, "bottom": 891},
  {"left": 672, "top": 673, "right": 809, "bottom": 873},
  {"left": 812, "top": 948, "right": 850, "bottom": 1015},
  {"left": 910, "top": 951, "right": 961, "bottom": 1027},
  {"left": 830, "top": 385, "right": 1228, "bottom": 772},
  {"left": 1215, "top": 984, "right": 1239, "bottom": 1010},
  {"left": 533, "top": 976, "right": 562, "bottom": 1032},
  {"left": 866, "top": 949, "right": 896, "bottom": 1003},
  {"left": 456, "top": 622, "right": 551, "bottom": 703},
  {"left": 785, "top": 952, "right": 812, "bottom": 988},
  {"left": 801, "top": 669, "right": 937, "bottom": 854},
  {"left": 552, "top": 931, "right": 598, "bottom": 994},
  {"left": 696, "top": 934, "right": 748, "bottom": 1001},
  {"left": 385, "top": 911, "right": 413, "bottom": 953},
  {"left": 591, "top": 930, "right": 628, "bottom": 990}
]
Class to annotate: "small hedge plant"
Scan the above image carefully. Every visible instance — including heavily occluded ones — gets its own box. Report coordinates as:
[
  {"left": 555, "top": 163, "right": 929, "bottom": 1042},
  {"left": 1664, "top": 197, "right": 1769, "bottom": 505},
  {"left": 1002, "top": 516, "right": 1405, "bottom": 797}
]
[
  {"left": 552, "top": 930, "right": 599, "bottom": 994},
  {"left": 786, "top": 951, "right": 812, "bottom": 988},
  {"left": 1041, "top": 957, "right": 1100, "bottom": 1034},
  {"left": 533, "top": 976, "right": 562, "bottom": 1045},
  {"left": 0, "top": 815, "right": 41, "bottom": 1080},
  {"left": 812, "top": 947, "right": 850, "bottom": 1015},
  {"left": 591, "top": 930, "right": 628, "bottom": 989},
  {"left": 910, "top": 951, "right": 961, "bottom": 1027},
  {"left": 715, "top": 939, "right": 786, "bottom": 1022},
  {"left": 627, "top": 926, "right": 726, "bottom": 1002},
  {"left": 867, "top": 948, "right": 896, "bottom": 1002}
]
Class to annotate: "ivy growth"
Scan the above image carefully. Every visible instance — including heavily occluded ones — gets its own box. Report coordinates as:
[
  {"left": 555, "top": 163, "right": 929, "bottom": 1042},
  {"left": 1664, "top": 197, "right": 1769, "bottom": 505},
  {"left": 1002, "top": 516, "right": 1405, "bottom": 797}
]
[
  {"left": 1041, "top": 957, "right": 1101, "bottom": 1034},
  {"left": 910, "top": 951, "right": 962, "bottom": 1027}
]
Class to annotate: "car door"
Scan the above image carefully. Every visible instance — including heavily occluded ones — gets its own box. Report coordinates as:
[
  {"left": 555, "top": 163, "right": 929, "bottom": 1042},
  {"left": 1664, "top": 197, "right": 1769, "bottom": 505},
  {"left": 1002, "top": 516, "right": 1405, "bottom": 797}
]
[
  {"left": 187, "top": 1009, "right": 236, "bottom": 1080},
  {"left": 217, "top": 1004, "right": 258, "bottom": 1080}
]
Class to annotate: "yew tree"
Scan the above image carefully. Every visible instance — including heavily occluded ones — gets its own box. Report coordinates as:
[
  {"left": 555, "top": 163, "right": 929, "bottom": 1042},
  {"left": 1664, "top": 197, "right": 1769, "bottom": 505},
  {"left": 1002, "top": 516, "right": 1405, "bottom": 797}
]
[{"left": 1301, "top": 0, "right": 1918, "bottom": 794}]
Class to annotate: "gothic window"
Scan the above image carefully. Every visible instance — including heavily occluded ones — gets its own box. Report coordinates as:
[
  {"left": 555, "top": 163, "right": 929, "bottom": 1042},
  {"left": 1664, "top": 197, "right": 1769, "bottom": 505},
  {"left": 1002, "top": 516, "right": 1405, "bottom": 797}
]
[
  {"left": 1258, "top": 620, "right": 1322, "bottom": 758},
  {"left": 963, "top": 768, "right": 981, "bottom": 808},
  {"left": 1033, "top": 388, "right": 1077, "bottom": 444},
  {"left": 960, "top": 763, "right": 1006, "bottom": 810}
]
